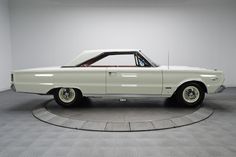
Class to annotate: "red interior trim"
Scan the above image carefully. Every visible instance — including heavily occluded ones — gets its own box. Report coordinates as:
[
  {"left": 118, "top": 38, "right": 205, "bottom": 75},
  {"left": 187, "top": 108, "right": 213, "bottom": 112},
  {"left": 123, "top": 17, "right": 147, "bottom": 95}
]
[{"left": 88, "top": 65, "right": 137, "bottom": 67}]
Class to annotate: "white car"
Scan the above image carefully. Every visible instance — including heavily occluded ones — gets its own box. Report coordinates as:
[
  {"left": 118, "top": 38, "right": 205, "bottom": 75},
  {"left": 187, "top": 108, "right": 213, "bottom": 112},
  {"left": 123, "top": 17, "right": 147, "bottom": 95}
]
[{"left": 11, "top": 49, "right": 225, "bottom": 107}]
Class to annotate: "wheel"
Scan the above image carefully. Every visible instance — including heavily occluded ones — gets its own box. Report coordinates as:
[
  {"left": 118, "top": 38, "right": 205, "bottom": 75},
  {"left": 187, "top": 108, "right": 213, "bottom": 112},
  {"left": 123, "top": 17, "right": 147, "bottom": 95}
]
[
  {"left": 53, "top": 88, "right": 82, "bottom": 107},
  {"left": 176, "top": 83, "right": 205, "bottom": 107}
]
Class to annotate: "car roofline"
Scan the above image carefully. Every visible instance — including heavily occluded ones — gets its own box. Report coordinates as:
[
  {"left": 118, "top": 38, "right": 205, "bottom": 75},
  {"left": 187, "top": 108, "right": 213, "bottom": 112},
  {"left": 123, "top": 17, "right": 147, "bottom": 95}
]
[{"left": 65, "top": 49, "right": 141, "bottom": 66}]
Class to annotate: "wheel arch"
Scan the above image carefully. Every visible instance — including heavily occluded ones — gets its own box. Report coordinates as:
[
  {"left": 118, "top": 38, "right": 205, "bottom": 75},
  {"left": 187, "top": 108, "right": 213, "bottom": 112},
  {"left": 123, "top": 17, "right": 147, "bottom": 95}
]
[
  {"left": 174, "top": 80, "right": 208, "bottom": 95},
  {"left": 47, "top": 87, "right": 82, "bottom": 95}
]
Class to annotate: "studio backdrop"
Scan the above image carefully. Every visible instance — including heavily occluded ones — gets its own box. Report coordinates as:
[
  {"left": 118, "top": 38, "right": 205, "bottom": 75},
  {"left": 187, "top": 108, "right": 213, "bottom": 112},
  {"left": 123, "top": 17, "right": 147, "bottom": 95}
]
[{"left": 7, "top": 0, "right": 236, "bottom": 87}]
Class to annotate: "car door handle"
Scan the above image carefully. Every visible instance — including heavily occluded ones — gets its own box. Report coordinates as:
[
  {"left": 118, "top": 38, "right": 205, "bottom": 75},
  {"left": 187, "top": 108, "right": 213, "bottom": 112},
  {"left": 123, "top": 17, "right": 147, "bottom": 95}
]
[{"left": 108, "top": 72, "right": 117, "bottom": 75}]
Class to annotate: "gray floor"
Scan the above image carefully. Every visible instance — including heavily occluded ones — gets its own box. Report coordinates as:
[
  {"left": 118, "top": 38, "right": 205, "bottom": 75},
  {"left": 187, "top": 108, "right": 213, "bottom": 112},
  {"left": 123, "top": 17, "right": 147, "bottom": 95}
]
[
  {"left": 34, "top": 99, "right": 212, "bottom": 131},
  {"left": 46, "top": 98, "right": 199, "bottom": 122},
  {"left": 0, "top": 88, "right": 236, "bottom": 157}
]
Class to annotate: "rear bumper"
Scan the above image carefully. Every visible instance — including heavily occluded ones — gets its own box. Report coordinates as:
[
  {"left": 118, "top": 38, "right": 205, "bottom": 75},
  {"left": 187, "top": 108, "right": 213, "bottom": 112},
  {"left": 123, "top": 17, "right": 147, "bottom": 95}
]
[
  {"left": 11, "top": 84, "right": 16, "bottom": 92},
  {"left": 215, "top": 85, "right": 226, "bottom": 93}
]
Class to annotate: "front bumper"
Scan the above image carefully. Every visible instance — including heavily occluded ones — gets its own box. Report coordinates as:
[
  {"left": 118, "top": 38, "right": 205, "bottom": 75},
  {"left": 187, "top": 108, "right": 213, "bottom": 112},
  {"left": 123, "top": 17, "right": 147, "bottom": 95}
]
[
  {"left": 11, "top": 84, "right": 16, "bottom": 92},
  {"left": 215, "top": 85, "right": 226, "bottom": 93}
]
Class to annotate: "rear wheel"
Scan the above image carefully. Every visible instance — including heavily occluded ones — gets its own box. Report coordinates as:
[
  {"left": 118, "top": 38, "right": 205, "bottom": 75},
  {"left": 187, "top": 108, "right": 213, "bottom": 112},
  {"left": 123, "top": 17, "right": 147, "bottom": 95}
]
[
  {"left": 54, "top": 88, "right": 82, "bottom": 107},
  {"left": 176, "top": 83, "right": 205, "bottom": 107}
]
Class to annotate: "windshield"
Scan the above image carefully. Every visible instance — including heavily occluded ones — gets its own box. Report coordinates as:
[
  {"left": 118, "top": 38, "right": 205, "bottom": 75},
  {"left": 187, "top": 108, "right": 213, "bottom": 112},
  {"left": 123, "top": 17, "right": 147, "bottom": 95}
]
[{"left": 139, "top": 52, "right": 159, "bottom": 67}]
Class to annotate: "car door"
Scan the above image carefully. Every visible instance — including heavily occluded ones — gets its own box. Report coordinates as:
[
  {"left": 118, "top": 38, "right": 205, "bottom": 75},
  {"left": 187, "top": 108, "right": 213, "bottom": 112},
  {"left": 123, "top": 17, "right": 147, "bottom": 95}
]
[
  {"left": 106, "top": 67, "right": 162, "bottom": 95},
  {"left": 89, "top": 52, "right": 162, "bottom": 95}
]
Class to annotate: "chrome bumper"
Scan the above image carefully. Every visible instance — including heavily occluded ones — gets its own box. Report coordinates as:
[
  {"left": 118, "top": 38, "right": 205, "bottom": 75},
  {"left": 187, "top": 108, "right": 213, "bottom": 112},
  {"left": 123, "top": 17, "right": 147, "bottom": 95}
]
[
  {"left": 11, "top": 84, "right": 16, "bottom": 92},
  {"left": 215, "top": 85, "right": 226, "bottom": 93}
]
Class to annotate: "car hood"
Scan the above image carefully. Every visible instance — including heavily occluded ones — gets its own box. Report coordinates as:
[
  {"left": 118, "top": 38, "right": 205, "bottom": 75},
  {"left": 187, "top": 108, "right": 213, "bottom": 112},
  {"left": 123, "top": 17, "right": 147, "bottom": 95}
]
[{"left": 159, "top": 65, "right": 221, "bottom": 73}]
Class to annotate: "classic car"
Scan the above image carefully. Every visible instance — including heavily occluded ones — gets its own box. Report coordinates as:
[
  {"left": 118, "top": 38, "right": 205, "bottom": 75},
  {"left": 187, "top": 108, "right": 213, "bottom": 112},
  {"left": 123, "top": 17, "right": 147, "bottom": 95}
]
[{"left": 11, "top": 49, "right": 225, "bottom": 107}]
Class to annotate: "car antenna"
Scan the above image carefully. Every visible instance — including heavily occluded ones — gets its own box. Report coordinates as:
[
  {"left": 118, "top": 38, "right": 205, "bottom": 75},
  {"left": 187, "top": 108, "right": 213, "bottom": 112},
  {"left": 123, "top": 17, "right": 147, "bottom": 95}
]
[{"left": 168, "top": 50, "right": 170, "bottom": 70}]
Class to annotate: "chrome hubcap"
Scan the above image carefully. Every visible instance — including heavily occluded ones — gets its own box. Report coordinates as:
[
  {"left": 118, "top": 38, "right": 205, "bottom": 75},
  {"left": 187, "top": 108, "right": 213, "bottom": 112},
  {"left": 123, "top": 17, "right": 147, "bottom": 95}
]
[
  {"left": 58, "top": 88, "right": 76, "bottom": 103},
  {"left": 182, "top": 86, "right": 200, "bottom": 103}
]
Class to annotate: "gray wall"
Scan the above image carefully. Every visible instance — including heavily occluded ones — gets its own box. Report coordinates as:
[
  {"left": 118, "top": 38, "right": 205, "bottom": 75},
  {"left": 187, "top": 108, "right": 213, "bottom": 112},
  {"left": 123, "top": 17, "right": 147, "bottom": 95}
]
[
  {"left": 10, "top": 0, "right": 236, "bottom": 86},
  {"left": 0, "top": 0, "right": 12, "bottom": 91}
]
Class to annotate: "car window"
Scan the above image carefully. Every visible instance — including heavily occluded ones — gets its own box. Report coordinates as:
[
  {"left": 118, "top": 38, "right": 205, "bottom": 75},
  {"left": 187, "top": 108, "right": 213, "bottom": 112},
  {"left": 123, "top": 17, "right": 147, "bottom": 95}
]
[
  {"left": 136, "top": 54, "right": 151, "bottom": 67},
  {"left": 90, "top": 54, "right": 136, "bottom": 67}
]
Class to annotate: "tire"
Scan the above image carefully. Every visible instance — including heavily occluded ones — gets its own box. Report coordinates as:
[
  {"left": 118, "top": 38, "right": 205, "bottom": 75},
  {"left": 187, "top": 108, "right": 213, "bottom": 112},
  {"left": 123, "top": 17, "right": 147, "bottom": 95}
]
[
  {"left": 53, "top": 88, "right": 82, "bottom": 107},
  {"left": 176, "top": 83, "right": 205, "bottom": 107}
]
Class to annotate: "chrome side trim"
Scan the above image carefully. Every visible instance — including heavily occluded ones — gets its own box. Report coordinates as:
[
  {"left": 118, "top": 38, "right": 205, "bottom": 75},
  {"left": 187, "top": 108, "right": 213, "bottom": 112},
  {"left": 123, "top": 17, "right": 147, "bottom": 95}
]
[
  {"left": 83, "top": 93, "right": 170, "bottom": 98},
  {"left": 215, "top": 85, "right": 226, "bottom": 93}
]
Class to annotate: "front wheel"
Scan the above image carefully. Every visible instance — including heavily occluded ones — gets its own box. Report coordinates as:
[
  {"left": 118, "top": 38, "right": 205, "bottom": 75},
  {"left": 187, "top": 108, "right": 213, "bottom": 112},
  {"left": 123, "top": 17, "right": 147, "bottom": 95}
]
[
  {"left": 176, "top": 83, "right": 205, "bottom": 107},
  {"left": 54, "top": 88, "right": 82, "bottom": 107}
]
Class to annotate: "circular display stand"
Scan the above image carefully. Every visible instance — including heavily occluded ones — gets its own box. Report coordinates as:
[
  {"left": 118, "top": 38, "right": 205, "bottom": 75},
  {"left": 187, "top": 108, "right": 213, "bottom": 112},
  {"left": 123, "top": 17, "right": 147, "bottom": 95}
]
[{"left": 33, "top": 98, "right": 213, "bottom": 132}]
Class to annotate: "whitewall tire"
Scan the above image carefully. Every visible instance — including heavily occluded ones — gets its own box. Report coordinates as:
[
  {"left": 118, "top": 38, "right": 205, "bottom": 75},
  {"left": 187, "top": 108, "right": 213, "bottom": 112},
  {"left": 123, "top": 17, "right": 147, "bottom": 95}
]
[
  {"left": 176, "top": 83, "right": 205, "bottom": 107},
  {"left": 54, "top": 88, "right": 82, "bottom": 107}
]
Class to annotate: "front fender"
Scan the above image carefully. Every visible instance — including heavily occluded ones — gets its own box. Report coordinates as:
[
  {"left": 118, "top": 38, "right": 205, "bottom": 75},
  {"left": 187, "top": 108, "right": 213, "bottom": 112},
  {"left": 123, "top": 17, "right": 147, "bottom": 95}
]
[
  {"left": 162, "top": 77, "right": 206, "bottom": 96},
  {"left": 176, "top": 78, "right": 204, "bottom": 89}
]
